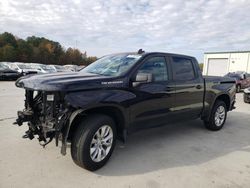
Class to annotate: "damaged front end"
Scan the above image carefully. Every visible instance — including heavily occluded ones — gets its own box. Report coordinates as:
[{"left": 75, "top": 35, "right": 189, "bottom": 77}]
[{"left": 14, "top": 89, "right": 72, "bottom": 155}]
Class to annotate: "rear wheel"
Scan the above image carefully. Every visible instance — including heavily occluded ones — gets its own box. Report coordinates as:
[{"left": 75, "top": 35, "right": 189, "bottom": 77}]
[
  {"left": 204, "top": 100, "right": 227, "bottom": 131},
  {"left": 71, "top": 114, "right": 116, "bottom": 171}
]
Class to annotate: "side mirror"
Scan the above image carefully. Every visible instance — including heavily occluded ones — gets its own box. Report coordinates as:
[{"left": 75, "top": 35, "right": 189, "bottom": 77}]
[{"left": 132, "top": 72, "right": 153, "bottom": 87}]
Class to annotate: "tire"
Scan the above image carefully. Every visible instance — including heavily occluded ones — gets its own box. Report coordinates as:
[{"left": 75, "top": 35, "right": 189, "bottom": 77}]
[
  {"left": 204, "top": 100, "right": 227, "bottom": 131},
  {"left": 236, "top": 85, "right": 241, "bottom": 93},
  {"left": 71, "top": 114, "right": 117, "bottom": 171}
]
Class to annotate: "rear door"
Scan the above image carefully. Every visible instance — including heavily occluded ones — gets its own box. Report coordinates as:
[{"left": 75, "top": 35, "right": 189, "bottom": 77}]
[{"left": 171, "top": 56, "right": 204, "bottom": 119}]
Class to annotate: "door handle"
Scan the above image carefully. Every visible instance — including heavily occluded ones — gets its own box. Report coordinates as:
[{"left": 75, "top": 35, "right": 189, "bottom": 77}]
[{"left": 196, "top": 85, "right": 202, "bottom": 89}]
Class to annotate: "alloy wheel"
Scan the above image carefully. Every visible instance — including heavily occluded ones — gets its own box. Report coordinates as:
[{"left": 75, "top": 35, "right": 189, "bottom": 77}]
[{"left": 90, "top": 125, "right": 113, "bottom": 162}]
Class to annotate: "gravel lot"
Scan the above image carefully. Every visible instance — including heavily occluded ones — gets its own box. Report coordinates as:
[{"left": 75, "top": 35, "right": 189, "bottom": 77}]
[{"left": 0, "top": 81, "right": 250, "bottom": 188}]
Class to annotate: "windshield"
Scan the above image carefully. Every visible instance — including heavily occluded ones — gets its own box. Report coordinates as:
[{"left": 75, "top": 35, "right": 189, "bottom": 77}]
[
  {"left": 54, "top": 65, "right": 65, "bottom": 70},
  {"left": 40, "top": 65, "right": 54, "bottom": 71},
  {"left": 16, "top": 64, "right": 32, "bottom": 69},
  {"left": 81, "top": 54, "right": 142, "bottom": 76},
  {"left": 30, "top": 64, "right": 43, "bottom": 70},
  {"left": 0, "top": 63, "right": 9, "bottom": 70}
]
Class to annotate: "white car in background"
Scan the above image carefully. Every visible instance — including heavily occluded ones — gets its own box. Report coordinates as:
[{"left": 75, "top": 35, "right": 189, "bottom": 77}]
[
  {"left": 0, "top": 62, "right": 11, "bottom": 68},
  {"left": 48, "top": 65, "right": 70, "bottom": 72},
  {"left": 63, "top": 65, "right": 78, "bottom": 72},
  {"left": 8, "top": 62, "right": 39, "bottom": 76},
  {"left": 29, "top": 63, "right": 56, "bottom": 74}
]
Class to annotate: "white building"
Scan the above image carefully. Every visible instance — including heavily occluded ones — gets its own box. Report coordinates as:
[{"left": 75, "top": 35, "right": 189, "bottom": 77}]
[{"left": 203, "top": 51, "right": 250, "bottom": 76}]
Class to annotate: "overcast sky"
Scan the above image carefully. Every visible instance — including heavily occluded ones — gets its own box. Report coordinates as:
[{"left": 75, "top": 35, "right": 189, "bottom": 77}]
[{"left": 0, "top": 0, "right": 250, "bottom": 61}]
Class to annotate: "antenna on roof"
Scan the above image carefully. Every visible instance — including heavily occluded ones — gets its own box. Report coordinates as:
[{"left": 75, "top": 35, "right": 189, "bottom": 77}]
[{"left": 137, "top": 49, "right": 145, "bottom": 54}]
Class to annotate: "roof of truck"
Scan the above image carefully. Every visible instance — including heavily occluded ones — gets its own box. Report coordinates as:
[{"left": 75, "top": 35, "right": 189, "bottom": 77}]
[{"left": 107, "top": 51, "right": 196, "bottom": 59}]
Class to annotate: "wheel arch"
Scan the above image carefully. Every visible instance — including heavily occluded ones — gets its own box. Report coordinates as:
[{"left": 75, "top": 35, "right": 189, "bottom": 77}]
[
  {"left": 215, "top": 94, "right": 231, "bottom": 111},
  {"left": 67, "top": 105, "right": 128, "bottom": 143},
  {"left": 203, "top": 93, "right": 231, "bottom": 122}
]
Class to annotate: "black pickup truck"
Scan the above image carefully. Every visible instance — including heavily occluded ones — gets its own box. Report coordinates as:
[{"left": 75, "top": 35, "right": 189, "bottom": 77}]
[{"left": 15, "top": 50, "right": 236, "bottom": 171}]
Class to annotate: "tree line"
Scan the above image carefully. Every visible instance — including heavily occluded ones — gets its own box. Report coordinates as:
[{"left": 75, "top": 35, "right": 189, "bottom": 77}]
[{"left": 0, "top": 32, "right": 97, "bottom": 65}]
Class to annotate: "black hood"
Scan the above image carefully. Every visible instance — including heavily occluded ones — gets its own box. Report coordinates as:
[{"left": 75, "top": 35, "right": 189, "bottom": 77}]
[{"left": 16, "top": 72, "right": 122, "bottom": 91}]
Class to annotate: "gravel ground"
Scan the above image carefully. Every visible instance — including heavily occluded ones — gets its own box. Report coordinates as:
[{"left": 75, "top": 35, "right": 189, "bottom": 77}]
[{"left": 0, "top": 81, "right": 250, "bottom": 188}]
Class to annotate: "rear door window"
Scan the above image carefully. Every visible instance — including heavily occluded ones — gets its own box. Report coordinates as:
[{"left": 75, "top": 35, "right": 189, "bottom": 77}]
[{"left": 172, "top": 56, "right": 195, "bottom": 81}]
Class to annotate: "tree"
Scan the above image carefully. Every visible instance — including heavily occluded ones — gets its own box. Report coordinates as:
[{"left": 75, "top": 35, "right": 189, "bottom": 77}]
[
  {"left": 0, "top": 44, "right": 17, "bottom": 61},
  {"left": 85, "top": 56, "right": 97, "bottom": 65},
  {"left": 52, "top": 42, "right": 64, "bottom": 64},
  {"left": 26, "top": 36, "right": 43, "bottom": 47},
  {"left": 0, "top": 31, "right": 97, "bottom": 65},
  {"left": 62, "top": 47, "right": 85, "bottom": 65},
  {"left": 0, "top": 32, "right": 17, "bottom": 48},
  {"left": 16, "top": 39, "right": 33, "bottom": 62}
]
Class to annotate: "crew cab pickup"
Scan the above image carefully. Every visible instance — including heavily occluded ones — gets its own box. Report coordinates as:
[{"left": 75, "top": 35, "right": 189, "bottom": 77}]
[{"left": 15, "top": 51, "right": 236, "bottom": 171}]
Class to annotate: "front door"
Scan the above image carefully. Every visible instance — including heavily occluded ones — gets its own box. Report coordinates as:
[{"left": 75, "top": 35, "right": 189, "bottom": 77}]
[{"left": 129, "top": 55, "right": 175, "bottom": 129}]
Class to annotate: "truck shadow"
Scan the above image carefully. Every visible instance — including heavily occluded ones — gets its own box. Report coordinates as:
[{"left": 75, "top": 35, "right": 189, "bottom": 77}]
[{"left": 96, "top": 111, "right": 250, "bottom": 176}]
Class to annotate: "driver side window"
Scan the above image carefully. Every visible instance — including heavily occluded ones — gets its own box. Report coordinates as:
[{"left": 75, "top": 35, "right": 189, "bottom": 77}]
[{"left": 137, "top": 56, "right": 168, "bottom": 82}]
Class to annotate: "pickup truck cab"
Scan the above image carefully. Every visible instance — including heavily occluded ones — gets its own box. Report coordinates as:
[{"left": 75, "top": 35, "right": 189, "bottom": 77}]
[{"left": 15, "top": 50, "right": 236, "bottom": 171}]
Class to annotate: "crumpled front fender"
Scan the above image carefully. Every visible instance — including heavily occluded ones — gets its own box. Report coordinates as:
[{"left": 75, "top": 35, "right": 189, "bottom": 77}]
[{"left": 64, "top": 89, "right": 135, "bottom": 110}]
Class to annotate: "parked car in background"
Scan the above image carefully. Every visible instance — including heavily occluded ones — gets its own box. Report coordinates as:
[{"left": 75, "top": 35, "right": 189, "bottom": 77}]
[
  {"left": 224, "top": 72, "right": 250, "bottom": 92},
  {"left": 0, "top": 62, "right": 11, "bottom": 68},
  {"left": 8, "top": 62, "right": 39, "bottom": 76},
  {"left": 49, "top": 65, "right": 70, "bottom": 72},
  {"left": 244, "top": 87, "right": 250, "bottom": 103},
  {"left": 42, "top": 64, "right": 57, "bottom": 73},
  {"left": 0, "top": 62, "right": 21, "bottom": 80},
  {"left": 31, "top": 63, "right": 56, "bottom": 73},
  {"left": 63, "top": 65, "right": 78, "bottom": 72},
  {"left": 29, "top": 63, "right": 56, "bottom": 74}
]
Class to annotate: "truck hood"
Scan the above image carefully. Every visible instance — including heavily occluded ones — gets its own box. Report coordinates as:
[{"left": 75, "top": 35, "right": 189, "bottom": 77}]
[{"left": 16, "top": 72, "right": 121, "bottom": 91}]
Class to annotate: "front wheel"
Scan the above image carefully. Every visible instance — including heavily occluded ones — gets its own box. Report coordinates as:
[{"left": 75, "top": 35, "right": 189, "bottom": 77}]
[
  {"left": 71, "top": 114, "right": 117, "bottom": 171},
  {"left": 204, "top": 100, "right": 227, "bottom": 131}
]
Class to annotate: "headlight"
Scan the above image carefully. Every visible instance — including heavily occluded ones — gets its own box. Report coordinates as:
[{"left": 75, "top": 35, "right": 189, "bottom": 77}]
[{"left": 47, "top": 94, "right": 54, "bottom": 101}]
